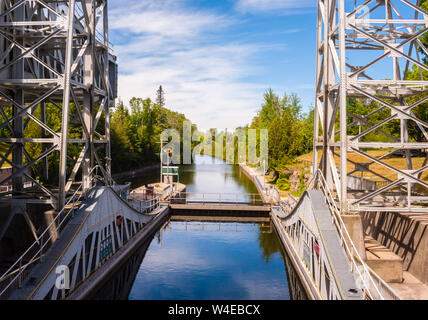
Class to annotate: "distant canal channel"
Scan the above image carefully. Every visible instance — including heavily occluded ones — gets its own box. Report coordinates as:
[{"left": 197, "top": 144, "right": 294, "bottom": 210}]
[{"left": 125, "top": 155, "right": 305, "bottom": 300}]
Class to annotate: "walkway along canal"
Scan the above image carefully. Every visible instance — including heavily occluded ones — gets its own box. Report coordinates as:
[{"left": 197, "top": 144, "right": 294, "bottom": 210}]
[
  {"left": 2, "top": 154, "right": 396, "bottom": 300},
  {"left": 59, "top": 156, "right": 400, "bottom": 300},
  {"left": 0, "top": 155, "right": 307, "bottom": 300}
]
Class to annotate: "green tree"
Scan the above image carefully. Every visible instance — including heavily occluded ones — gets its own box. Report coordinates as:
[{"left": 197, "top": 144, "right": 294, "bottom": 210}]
[
  {"left": 156, "top": 85, "right": 165, "bottom": 107},
  {"left": 250, "top": 90, "right": 312, "bottom": 169}
]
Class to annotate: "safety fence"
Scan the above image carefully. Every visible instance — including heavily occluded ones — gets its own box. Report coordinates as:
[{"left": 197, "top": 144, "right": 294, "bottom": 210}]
[
  {"left": 0, "top": 166, "right": 157, "bottom": 300},
  {"left": 313, "top": 169, "right": 401, "bottom": 300},
  {"left": 169, "top": 192, "right": 269, "bottom": 207},
  {"left": 128, "top": 196, "right": 161, "bottom": 214}
]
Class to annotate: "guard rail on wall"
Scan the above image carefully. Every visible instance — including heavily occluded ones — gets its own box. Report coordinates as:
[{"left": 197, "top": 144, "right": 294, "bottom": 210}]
[
  {"left": 128, "top": 196, "right": 161, "bottom": 214},
  {"left": 312, "top": 169, "right": 401, "bottom": 300},
  {"left": 0, "top": 165, "right": 128, "bottom": 299},
  {"left": 170, "top": 192, "right": 268, "bottom": 206},
  {"left": 0, "top": 179, "right": 87, "bottom": 298}
]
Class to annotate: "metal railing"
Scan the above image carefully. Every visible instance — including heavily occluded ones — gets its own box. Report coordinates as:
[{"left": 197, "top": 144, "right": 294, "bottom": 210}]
[
  {"left": 0, "top": 166, "right": 107, "bottom": 299},
  {"left": 74, "top": 4, "right": 115, "bottom": 53},
  {"left": 0, "top": 184, "right": 84, "bottom": 299},
  {"left": 169, "top": 192, "right": 269, "bottom": 206},
  {"left": 279, "top": 194, "right": 298, "bottom": 216},
  {"left": 164, "top": 221, "right": 273, "bottom": 234},
  {"left": 128, "top": 196, "right": 161, "bottom": 214},
  {"left": 313, "top": 169, "right": 401, "bottom": 300}
]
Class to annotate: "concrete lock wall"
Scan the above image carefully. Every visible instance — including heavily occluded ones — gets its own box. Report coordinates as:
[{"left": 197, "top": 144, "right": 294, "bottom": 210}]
[
  {"left": 347, "top": 175, "right": 377, "bottom": 191},
  {"left": 361, "top": 211, "right": 428, "bottom": 284},
  {"left": 342, "top": 215, "right": 367, "bottom": 261}
]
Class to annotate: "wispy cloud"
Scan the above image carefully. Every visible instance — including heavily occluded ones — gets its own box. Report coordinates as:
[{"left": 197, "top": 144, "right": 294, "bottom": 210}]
[
  {"left": 116, "top": 43, "right": 265, "bottom": 130},
  {"left": 235, "top": 0, "right": 314, "bottom": 14},
  {"left": 108, "top": 0, "right": 315, "bottom": 130},
  {"left": 111, "top": 4, "right": 230, "bottom": 37},
  {"left": 110, "top": 0, "right": 271, "bottom": 130}
]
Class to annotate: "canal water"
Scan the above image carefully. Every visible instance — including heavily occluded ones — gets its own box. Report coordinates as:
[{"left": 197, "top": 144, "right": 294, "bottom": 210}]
[{"left": 125, "top": 155, "right": 303, "bottom": 300}]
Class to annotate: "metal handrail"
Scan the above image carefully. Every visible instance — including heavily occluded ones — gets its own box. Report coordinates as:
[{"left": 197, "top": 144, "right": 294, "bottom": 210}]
[
  {"left": 313, "top": 169, "right": 401, "bottom": 300},
  {"left": 176, "top": 192, "right": 265, "bottom": 196},
  {"left": 170, "top": 192, "right": 268, "bottom": 206},
  {"left": 0, "top": 185, "right": 83, "bottom": 297},
  {"left": 0, "top": 165, "right": 105, "bottom": 298},
  {"left": 128, "top": 196, "right": 161, "bottom": 214}
]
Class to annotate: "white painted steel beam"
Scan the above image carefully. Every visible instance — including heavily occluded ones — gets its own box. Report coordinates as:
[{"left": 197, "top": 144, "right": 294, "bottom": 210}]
[
  {"left": 314, "top": 0, "right": 428, "bottom": 213},
  {"left": 0, "top": 1, "right": 117, "bottom": 218}
]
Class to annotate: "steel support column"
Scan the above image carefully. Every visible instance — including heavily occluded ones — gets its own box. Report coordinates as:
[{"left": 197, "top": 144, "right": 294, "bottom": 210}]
[
  {"left": 314, "top": 0, "right": 428, "bottom": 212},
  {"left": 0, "top": 0, "right": 117, "bottom": 213}
]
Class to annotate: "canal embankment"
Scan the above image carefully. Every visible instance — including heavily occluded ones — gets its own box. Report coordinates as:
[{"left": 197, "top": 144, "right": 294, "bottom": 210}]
[
  {"left": 240, "top": 163, "right": 428, "bottom": 300},
  {"left": 239, "top": 163, "right": 320, "bottom": 299},
  {"left": 239, "top": 164, "right": 280, "bottom": 204}
]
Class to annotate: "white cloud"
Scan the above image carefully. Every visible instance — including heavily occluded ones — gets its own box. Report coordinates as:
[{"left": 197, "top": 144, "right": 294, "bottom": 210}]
[
  {"left": 111, "top": 9, "right": 229, "bottom": 37},
  {"left": 236, "top": 0, "right": 314, "bottom": 13},
  {"left": 110, "top": 1, "right": 269, "bottom": 130},
  {"left": 234, "top": 273, "right": 290, "bottom": 299},
  {"left": 116, "top": 44, "right": 265, "bottom": 130}
]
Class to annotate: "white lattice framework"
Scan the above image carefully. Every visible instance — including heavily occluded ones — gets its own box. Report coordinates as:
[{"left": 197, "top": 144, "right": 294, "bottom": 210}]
[
  {"left": 313, "top": 0, "right": 428, "bottom": 212},
  {"left": 0, "top": 0, "right": 116, "bottom": 211},
  {"left": 0, "top": 186, "right": 156, "bottom": 300}
]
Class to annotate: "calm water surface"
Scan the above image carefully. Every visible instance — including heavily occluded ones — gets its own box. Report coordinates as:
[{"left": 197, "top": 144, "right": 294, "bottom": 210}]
[{"left": 127, "top": 155, "right": 294, "bottom": 300}]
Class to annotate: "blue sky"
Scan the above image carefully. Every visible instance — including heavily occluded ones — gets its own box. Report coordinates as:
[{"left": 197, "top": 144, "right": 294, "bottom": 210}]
[{"left": 109, "top": 0, "right": 318, "bottom": 130}]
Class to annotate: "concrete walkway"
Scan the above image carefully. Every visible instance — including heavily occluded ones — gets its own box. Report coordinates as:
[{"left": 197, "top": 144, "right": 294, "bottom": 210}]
[
  {"left": 239, "top": 164, "right": 284, "bottom": 205},
  {"left": 240, "top": 163, "right": 428, "bottom": 300}
]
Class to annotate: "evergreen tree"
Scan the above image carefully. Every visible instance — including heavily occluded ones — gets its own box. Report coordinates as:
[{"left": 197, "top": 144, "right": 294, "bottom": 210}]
[
  {"left": 156, "top": 85, "right": 165, "bottom": 107},
  {"left": 109, "top": 96, "right": 194, "bottom": 173}
]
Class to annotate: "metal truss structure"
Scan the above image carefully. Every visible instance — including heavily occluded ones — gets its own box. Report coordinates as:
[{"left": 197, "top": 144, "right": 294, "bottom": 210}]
[
  {"left": 275, "top": 174, "right": 400, "bottom": 299},
  {"left": 0, "top": 186, "right": 155, "bottom": 300},
  {"left": 0, "top": 0, "right": 117, "bottom": 224},
  {"left": 313, "top": 0, "right": 428, "bottom": 212}
]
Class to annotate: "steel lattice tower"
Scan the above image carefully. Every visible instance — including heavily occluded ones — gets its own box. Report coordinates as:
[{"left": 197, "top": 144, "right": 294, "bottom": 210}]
[
  {"left": 0, "top": 0, "right": 117, "bottom": 233},
  {"left": 313, "top": 0, "right": 428, "bottom": 213}
]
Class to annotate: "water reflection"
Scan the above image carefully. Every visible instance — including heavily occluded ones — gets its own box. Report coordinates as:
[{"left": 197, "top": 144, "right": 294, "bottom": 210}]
[
  {"left": 129, "top": 220, "right": 290, "bottom": 300},
  {"left": 125, "top": 155, "right": 256, "bottom": 195},
  {"left": 258, "top": 227, "right": 284, "bottom": 264},
  {"left": 120, "top": 155, "right": 306, "bottom": 300}
]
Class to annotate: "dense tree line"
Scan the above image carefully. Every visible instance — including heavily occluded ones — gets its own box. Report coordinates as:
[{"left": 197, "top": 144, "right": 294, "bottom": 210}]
[
  {"left": 203, "top": 90, "right": 314, "bottom": 171},
  {"left": 110, "top": 97, "right": 194, "bottom": 173},
  {"left": 0, "top": 91, "right": 195, "bottom": 181},
  {"left": 249, "top": 89, "right": 314, "bottom": 169}
]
